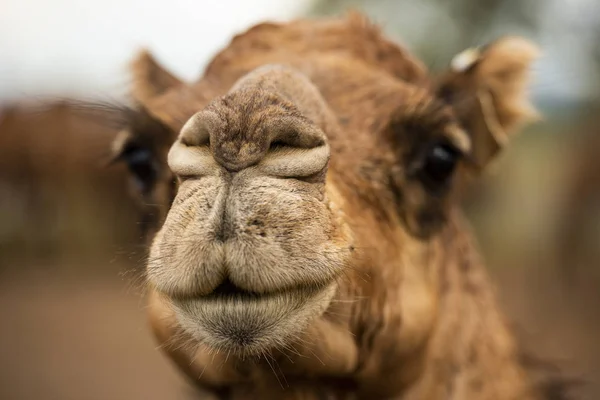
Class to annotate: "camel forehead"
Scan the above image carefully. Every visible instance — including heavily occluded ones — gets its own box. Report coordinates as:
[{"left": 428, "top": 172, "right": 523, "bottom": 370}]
[
  {"left": 204, "top": 12, "right": 428, "bottom": 83},
  {"left": 142, "top": 14, "right": 433, "bottom": 131}
]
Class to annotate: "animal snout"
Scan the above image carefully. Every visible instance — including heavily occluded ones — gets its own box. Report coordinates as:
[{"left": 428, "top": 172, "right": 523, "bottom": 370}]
[
  {"left": 173, "top": 105, "right": 330, "bottom": 178},
  {"left": 213, "top": 139, "right": 265, "bottom": 172}
]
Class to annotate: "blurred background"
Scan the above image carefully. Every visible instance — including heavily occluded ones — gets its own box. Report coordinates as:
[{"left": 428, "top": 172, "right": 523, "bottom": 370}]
[{"left": 1, "top": 0, "right": 598, "bottom": 399}]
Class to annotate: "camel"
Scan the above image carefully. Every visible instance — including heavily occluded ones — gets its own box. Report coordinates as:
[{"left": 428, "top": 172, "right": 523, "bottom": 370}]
[
  {"left": 0, "top": 103, "right": 140, "bottom": 257},
  {"left": 109, "top": 12, "right": 572, "bottom": 399},
  {"left": 553, "top": 112, "right": 600, "bottom": 284}
]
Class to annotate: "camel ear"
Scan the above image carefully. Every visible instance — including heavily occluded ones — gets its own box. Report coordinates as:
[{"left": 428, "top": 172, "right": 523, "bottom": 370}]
[
  {"left": 130, "top": 49, "right": 184, "bottom": 106},
  {"left": 109, "top": 50, "right": 181, "bottom": 168},
  {"left": 435, "top": 37, "right": 541, "bottom": 170}
]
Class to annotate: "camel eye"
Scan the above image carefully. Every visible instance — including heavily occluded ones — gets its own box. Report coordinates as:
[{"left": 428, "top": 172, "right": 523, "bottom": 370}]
[
  {"left": 122, "top": 144, "right": 158, "bottom": 194},
  {"left": 419, "top": 142, "right": 461, "bottom": 190}
]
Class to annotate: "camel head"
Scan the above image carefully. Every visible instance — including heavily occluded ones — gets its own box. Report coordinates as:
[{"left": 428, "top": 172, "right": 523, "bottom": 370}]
[{"left": 109, "top": 14, "right": 549, "bottom": 398}]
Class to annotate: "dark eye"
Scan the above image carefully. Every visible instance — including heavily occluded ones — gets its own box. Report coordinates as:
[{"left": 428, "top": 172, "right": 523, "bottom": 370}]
[
  {"left": 419, "top": 143, "right": 461, "bottom": 189},
  {"left": 122, "top": 144, "right": 157, "bottom": 194}
]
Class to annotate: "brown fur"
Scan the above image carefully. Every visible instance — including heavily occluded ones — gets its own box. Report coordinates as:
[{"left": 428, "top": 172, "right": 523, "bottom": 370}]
[{"left": 110, "top": 12, "right": 573, "bottom": 400}]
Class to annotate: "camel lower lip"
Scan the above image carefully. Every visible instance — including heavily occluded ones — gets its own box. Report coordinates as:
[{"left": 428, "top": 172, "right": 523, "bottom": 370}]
[
  {"left": 174, "top": 284, "right": 325, "bottom": 314},
  {"left": 171, "top": 282, "right": 336, "bottom": 354}
]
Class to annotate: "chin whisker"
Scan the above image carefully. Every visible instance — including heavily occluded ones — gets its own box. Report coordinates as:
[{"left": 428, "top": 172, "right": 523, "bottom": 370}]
[{"left": 262, "top": 350, "right": 286, "bottom": 389}]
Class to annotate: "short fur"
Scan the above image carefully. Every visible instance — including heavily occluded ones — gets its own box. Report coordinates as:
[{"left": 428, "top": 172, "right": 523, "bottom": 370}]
[{"left": 110, "top": 12, "right": 574, "bottom": 400}]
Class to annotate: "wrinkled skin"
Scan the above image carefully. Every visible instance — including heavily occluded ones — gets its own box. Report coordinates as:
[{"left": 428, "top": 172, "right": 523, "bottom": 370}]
[{"left": 110, "top": 12, "right": 570, "bottom": 400}]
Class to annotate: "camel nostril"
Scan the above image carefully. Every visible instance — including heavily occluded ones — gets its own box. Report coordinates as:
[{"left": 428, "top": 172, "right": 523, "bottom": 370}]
[{"left": 269, "top": 141, "right": 287, "bottom": 149}]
